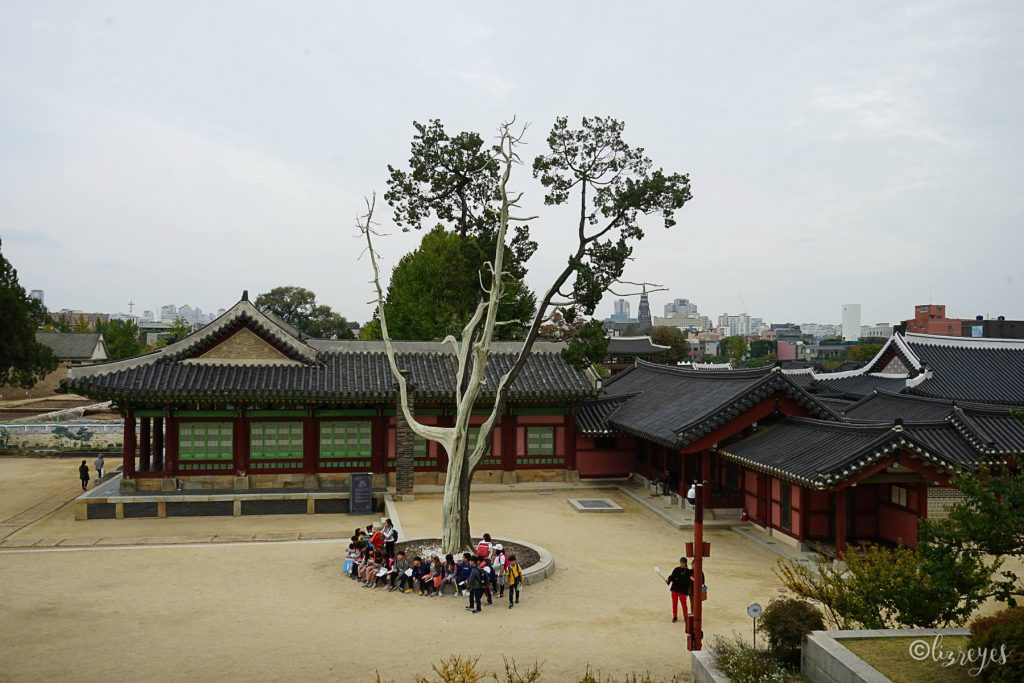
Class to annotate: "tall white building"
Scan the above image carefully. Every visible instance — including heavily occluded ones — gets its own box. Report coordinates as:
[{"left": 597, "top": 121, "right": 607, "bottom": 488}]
[
  {"left": 842, "top": 304, "right": 861, "bottom": 342},
  {"left": 159, "top": 304, "right": 177, "bottom": 321},
  {"left": 717, "top": 313, "right": 761, "bottom": 336},
  {"left": 611, "top": 299, "right": 630, "bottom": 321}
]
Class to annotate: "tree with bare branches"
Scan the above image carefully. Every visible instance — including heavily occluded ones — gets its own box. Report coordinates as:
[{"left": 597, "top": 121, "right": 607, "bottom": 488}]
[{"left": 360, "top": 117, "right": 691, "bottom": 553}]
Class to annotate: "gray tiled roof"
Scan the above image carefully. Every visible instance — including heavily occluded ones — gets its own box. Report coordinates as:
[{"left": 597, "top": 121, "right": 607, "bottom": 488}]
[
  {"left": 903, "top": 335, "right": 1024, "bottom": 405},
  {"left": 35, "top": 332, "right": 103, "bottom": 361},
  {"left": 811, "top": 373, "right": 908, "bottom": 399},
  {"left": 593, "top": 361, "right": 837, "bottom": 448},
  {"left": 576, "top": 395, "right": 635, "bottom": 436},
  {"left": 606, "top": 336, "right": 671, "bottom": 356},
  {"left": 65, "top": 350, "right": 593, "bottom": 404},
  {"left": 719, "top": 418, "right": 997, "bottom": 489}
]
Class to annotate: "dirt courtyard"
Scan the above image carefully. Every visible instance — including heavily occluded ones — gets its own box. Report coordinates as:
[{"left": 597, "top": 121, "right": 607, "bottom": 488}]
[{"left": 0, "top": 459, "right": 791, "bottom": 682}]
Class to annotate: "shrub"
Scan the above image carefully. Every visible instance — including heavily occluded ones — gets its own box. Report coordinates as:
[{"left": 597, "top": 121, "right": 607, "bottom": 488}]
[
  {"left": 708, "top": 635, "right": 790, "bottom": 683},
  {"left": 969, "top": 607, "right": 1024, "bottom": 682},
  {"left": 758, "top": 597, "right": 825, "bottom": 668}
]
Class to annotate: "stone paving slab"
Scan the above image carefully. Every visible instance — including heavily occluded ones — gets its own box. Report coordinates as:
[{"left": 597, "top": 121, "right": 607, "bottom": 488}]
[
  {"left": 141, "top": 535, "right": 215, "bottom": 545},
  {"left": 57, "top": 538, "right": 101, "bottom": 547},
  {"left": 0, "top": 525, "right": 22, "bottom": 540},
  {"left": 0, "top": 538, "right": 40, "bottom": 548},
  {"left": 210, "top": 534, "right": 257, "bottom": 544},
  {"left": 298, "top": 531, "right": 346, "bottom": 540},
  {"left": 32, "top": 539, "right": 64, "bottom": 547},
  {"left": 94, "top": 536, "right": 155, "bottom": 546},
  {"left": 252, "top": 532, "right": 300, "bottom": 542}
]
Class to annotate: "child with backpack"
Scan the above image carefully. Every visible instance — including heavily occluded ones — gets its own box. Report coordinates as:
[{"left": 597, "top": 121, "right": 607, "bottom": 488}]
[
  {"left": 505, "top": 554, "right": 523, "bottom": 608},
  {"left": 388, "top": 551, "right": 410, "bottom": 592},
  {"left": 493, "top": 544, "right": 509, "bottom": 597}
]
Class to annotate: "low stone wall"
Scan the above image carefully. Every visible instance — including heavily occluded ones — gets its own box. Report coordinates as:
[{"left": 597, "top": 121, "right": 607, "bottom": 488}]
[
  {"left": 690, "top": 651, "right": 729, "bottom": 683},
  {"left": 802, "top": 628, "right": 971, "bottom": 683}
]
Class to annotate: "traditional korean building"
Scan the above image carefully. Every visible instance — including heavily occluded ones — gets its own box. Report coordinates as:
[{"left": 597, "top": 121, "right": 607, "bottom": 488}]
[
  {"left": 575, "top": 332, "right": 1024, "bottom": 552},
  {"left": 63, "top": 293, "right": 597, "bottom": 492},
  {"left": 604, "top": 335, "right": 671, "bottom": 375}
]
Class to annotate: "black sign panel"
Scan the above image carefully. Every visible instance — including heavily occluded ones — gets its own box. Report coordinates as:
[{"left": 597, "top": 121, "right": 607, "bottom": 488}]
[{"left": 349, "top": 473, "right": 374, "bottom": 516}]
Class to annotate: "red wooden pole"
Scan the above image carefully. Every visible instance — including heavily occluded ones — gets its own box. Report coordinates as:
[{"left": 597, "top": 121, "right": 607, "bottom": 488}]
[
  {"left": 139, "top": 417, "right": 151, "bottom": 472},
  {"left": 123, "top": 411, "right": 136, "bottom": 478},
  {"left": 690, "top": 482, "right": 705, "bottom": 651},
  {"left": 836, "top": 488, "right": 848, "bottom": 555},
  {"left": 153, "top": 417, "right": 164, "bottom": 472}
]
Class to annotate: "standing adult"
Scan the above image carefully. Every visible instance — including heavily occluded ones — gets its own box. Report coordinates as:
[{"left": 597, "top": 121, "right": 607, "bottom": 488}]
[
  {"left": 78, "top": 460, "right": 90, "bottom": 491},
  {"left": 666, "top": 556, "right": 693, "bottom": 623},
  {"left": 382, "top": 518, "right": 398, "bottom": 559},
  {"left": 94, "top": 453, "right": 105, "bottom": 482},
  {"left": 465, "top": 557, "right": 483, "bottom": 613}
]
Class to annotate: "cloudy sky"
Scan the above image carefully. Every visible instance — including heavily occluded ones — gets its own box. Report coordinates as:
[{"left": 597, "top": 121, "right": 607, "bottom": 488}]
[{"left": 2, "top": 1, "right": 1021, "bottom": 327}]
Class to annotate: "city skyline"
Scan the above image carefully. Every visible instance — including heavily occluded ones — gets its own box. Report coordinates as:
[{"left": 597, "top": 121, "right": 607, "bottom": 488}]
[{"left": 3, "top": 2, "right": 1021, "bottom": 325}]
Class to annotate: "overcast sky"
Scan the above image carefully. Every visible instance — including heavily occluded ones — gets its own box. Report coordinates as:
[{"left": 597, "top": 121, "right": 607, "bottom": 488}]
[{"left": 2, "top": 1, "right": 1021, "bottom": 327}]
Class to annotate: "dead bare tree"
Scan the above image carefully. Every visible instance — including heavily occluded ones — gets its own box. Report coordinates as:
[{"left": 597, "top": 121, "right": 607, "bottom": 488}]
[{"left": 360, "top": 117, "right": 691, "bottom": 553}]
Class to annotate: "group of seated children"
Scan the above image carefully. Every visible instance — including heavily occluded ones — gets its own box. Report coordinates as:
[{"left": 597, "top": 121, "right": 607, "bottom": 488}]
[{"left": 346, "top": 531, "right": 524, "bottom": 609}]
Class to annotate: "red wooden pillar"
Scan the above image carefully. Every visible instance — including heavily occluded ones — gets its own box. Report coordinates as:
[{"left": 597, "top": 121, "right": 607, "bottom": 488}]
[
  {"left": 139, "top": 417, "right": 151, "bottom": 472},
  {"left": 303, "top": 413, "right": 318, "bottom": 475},
  {"left": 371, "top": 412, "right": 387, "bottom": 474},
  {"left": 564, "top": 412, "right": 577, "bottom": 472},
  {"left": 700, "top": 451, "right": 712, "bottom": 508},
  {"left": 501, "top": 413, "right": 517, "bottom": 472},
  {"left": 165, "top": 415, "right": 178, "bottom": 476},
  {"left": 152, "top": 417, "right": 164, "bottom": 471},
  {"left": 799, "top": 486, "right": 809, "bottom": 542},
  {"left": 917, "top": 482, "right": 929, "bottom": 520},
  {"left": 756, "top": 474, "right": 768, "bottom": 524},
  {"left": 835, "top": 488, "right": 848, "bottom": 555},
  {"left": 123, "top": 411, "right": 136, "bottom": 478},
  {"left": 233, "top": 413, "right": 248, "bottom": 475}
]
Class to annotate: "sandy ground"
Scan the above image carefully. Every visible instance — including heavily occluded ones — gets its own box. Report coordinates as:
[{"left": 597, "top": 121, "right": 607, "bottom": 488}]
[
  {"left": 0, "top": 486, "right": 791, "bottom": 682},
  {"left": 0, "top": 457, "right": 85, "bottom": 523}
]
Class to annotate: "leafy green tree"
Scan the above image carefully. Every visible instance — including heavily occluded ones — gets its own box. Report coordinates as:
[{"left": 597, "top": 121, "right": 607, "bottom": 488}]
[
  {"left": 96, "top": 319, "right": 144, "bottom": 360},
  {"left": 385, "top": 119, "right": 536, "bottom": 270},
  {"left": 72, "top": 315, "right": 92, "bottom": 332},
  {"left": 724, "top": 335, "right": 748, "bottom": 363},
  {"left": 165, "top": 317, "right": 193, "bottom": 344},
  {"left": 776, "top": 540, "right": 994, "bottom": 629},
  {"left": 0, "top": 239, "right": 58, "bottom": 387},
  {"left": 749, "top": 339, "right": 777, "bottom": 360},
  {"left": 559, "top": 319, "right": 609, "bottom": 371},
  {"left": 650, "top": 326, "right": 689, "bottom": 364},
  {"left": 255, "top": 286, "right": 355, "bottom": 339},
  {"left": 922, "top": 465, "right": 1024, "bottom": 605},
  {"left": 374, "top": 226, "right": 535, "bottom": 341},
  {"left": 849, "top": 343, "right": 883, "bottom": 361}
]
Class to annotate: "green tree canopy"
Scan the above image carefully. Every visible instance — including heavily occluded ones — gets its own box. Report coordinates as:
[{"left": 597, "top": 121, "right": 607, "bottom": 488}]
[
  {"left": 96, "top": 319, "right": 144, "bottom": 360},
  {"left": 0, "top": 239, "right": 58, "bottom": 387},
  {"left": 749, "top": 339, "right": 777, "bottom": 360},
  {"left": 849, "top": 343, "right": 883, "bottom": 361},
  {"left": 650, "top": 326, "right": 690, "bottom": 364},
  {"left": 255, "top": 286, "right": 355, "bottom": 339},
  {"left": 369, "top": 226, "right": 536, "bottom": 341},
  {"left": 724, "top": 335, "right": 748, "bottom": 363}
]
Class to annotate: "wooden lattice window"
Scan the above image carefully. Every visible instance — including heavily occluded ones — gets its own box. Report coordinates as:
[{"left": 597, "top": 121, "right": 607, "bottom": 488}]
[
  {"left": 178, "top": 422, "right": 233, "bottom": 471},
  {"left": 249, "top": 422, "right": 303, "bottom": 469},
  {"left": 319, "top": 421, "right": 372, "bottom": 469},
  {"left": 519, "top": 426, "right": 562, "bottom": 466}
]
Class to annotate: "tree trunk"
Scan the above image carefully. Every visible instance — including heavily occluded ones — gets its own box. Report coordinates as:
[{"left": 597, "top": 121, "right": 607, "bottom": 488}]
[{"left": 441, "top": 436, "right": 470, "bottom": 553}]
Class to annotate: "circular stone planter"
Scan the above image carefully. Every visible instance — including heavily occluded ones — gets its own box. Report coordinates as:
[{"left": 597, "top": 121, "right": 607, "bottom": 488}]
[{"left": 395, "top": 537, "right": 555, "bottom": 585}]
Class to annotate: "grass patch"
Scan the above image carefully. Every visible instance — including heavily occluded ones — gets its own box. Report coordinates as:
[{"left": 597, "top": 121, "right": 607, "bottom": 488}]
[{"left": 842, "top": 636, "right": 975, "bottom": 683}]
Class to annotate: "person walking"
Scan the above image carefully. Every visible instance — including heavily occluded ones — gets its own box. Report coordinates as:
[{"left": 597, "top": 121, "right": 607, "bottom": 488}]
[
  {"left": 666, "top": 556, "right": 693, "bottom": 623},
  {"left": 464, "top": 557, "right": 483, "bottom": 613},
  {"left": 94, "top": 454, "right": 105, "bottom": 482},
  {"left": 78, "top": 460, "right": 90, "bottom": 491},
  {"left": 505, "top": 554, "right": 523, "bottom": 609}
]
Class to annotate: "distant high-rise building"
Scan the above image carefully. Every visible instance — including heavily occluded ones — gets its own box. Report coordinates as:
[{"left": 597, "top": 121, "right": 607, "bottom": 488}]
[
  {"left": 160, "top": 304, "right": 177, "bottom": 321},
  {"left": 717, "top": 313, "right": 760, "bottom": 337},
  {"left": 140, "top": 310, "right": 155, "bottom": 322},
  {"left": 842, "top": 304, "right": 861, "bottom": 342},
  {"left": 29, "top": 289, "right": 44, "bottom": 305},
  {"left": 664, "top": 298, "right": 698, "bottom": 317},
  {"left": 611, "top": 299, "right": 630, "bottom": 322},
  {"left": 636, "top": 292, "right": 652, "bottom": 333}
]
